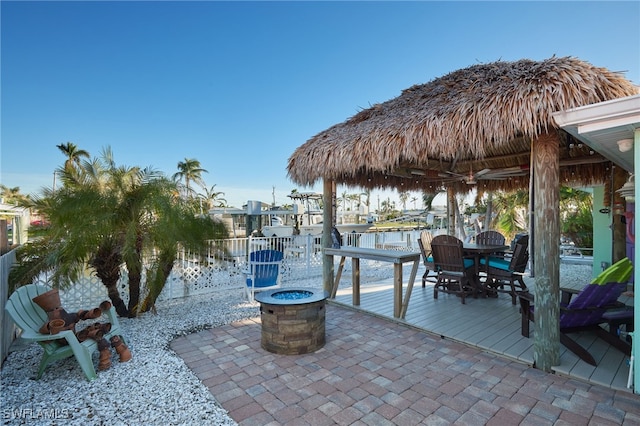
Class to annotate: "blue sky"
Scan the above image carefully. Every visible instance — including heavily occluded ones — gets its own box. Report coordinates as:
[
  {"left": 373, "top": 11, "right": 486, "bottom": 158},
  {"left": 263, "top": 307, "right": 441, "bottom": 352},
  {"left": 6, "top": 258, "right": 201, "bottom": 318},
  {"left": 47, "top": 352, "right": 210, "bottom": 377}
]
[{"left": 2, "top": 1, "right": 639, "bottom": 209}]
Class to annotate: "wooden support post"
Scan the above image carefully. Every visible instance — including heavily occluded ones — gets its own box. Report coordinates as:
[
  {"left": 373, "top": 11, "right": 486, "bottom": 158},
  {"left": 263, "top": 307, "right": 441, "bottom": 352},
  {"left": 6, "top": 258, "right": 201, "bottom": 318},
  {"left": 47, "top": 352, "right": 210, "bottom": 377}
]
[
  {"left": 532, "top": 132, "right": 561, "bottom": 371},
  {"left": 322, "top": 179, "right": 336, "bottom": 293},
  {"left": 447, "top": 187, "right": 455, "bottom": 236}
]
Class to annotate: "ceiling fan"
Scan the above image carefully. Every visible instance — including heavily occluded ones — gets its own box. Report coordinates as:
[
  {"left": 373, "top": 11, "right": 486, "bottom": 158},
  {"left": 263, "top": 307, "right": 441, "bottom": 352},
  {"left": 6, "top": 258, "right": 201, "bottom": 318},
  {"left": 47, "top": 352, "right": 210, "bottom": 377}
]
[{"left": 442, "top": 166, "right": 529, "bottom": 185}]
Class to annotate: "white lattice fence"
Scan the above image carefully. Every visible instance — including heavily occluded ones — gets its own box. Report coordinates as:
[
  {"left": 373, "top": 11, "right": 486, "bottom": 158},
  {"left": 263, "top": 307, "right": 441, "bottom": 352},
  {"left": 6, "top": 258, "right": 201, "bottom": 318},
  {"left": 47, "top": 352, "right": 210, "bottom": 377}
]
[{"left": 50, "top": 235, "right": 326, "bottom": 310}]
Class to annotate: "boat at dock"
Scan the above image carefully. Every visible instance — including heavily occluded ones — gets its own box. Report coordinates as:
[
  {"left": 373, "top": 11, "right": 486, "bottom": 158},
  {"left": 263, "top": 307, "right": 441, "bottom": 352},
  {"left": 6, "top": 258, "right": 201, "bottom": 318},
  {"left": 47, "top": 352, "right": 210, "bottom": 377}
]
[
  {"left": 262, "top": 192, "right": 373, "bottom": 237},
  {"left": 210, "top": 192, "right": 373, "bottom": 238}
]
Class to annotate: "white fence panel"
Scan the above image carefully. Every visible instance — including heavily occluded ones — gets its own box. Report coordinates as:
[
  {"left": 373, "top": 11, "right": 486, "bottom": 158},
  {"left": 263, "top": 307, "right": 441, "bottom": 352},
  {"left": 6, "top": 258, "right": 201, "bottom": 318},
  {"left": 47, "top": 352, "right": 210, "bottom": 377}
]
[{"left": 1, "top": 249, "right": 17, "bottom": 364}]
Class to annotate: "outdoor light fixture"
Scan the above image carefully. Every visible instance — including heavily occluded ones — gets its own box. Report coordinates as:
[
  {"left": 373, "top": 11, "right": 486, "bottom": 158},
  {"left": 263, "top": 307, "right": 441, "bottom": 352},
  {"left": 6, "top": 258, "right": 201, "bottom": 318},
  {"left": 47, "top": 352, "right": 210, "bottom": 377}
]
[{"left": 617, "top": 138, "right": 633, "bottom": 153}]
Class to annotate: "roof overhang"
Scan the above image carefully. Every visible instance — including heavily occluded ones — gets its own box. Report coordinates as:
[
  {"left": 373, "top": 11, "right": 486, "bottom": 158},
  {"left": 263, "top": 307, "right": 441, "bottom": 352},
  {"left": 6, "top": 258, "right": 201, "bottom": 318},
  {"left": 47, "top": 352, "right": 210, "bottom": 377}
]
[{"left": 553, "top": 94, "right": 640, "bottom": 172}]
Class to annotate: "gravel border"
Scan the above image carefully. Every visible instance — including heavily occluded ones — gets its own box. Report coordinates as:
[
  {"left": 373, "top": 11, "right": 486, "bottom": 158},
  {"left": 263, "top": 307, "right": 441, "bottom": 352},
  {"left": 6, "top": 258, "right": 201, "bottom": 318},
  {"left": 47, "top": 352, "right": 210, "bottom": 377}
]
[{"left": 1, "top": 263, "right": 594, "bottom": 425}]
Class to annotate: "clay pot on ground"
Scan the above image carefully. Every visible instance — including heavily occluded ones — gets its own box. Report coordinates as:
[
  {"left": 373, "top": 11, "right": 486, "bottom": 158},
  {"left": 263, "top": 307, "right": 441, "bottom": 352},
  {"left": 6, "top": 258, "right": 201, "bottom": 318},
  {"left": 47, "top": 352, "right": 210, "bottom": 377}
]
[
  {"left": 97, "top": 338, "right": 112, "bottom": 371},
  {"left": 110, "top": 336, "right": 132, "bottom": 362}
]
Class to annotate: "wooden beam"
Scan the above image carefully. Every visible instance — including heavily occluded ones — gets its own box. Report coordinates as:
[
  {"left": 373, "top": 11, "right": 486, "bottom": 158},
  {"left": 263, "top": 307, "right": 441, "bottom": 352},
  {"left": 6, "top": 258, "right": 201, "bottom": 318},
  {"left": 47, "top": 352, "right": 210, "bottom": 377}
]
[
  {"left": 447, "top": 188, "right": 455, "bottom": 236},
  {"left": 322, "top": 180, "right": 336, "bottom": 293},
  {"left": 532, "top": 132, "right": 561, "bottom": 371}
]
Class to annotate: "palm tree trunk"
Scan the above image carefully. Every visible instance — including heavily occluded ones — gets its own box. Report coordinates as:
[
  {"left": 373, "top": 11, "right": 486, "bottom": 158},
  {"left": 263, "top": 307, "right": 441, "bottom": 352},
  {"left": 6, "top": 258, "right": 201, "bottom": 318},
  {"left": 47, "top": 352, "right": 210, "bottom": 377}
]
[
  {"left": 126, "top": 233, "right": 144, "bottom": 317},
  {"left": 91, "top": 246, "right": 130, "bottom": 317},
  {"left": 139, "top": 251, "right": 174, "bottom": 313}
]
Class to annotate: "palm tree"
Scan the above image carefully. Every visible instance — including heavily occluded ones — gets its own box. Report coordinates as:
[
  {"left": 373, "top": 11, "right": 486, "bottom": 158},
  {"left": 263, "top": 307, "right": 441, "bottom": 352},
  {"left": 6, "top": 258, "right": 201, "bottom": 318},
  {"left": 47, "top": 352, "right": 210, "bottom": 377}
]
[
  {"left": 10, "top": 147, "right": 228, "bottom": 317},
  {"left": 172, "top": 158, "right": 208, "bottom": 199},
  {"left": 422, "top": 189, "right": 443, "bottom": 211},
  {"left": 490, "top": 189, "right": 530, "bottom": 240},
  {"left": 411, "top": 196, "right": 418, "bottom": 210},
  {"left": 56, "top": 142, "right": 90, "bottom": 171},
  {"left": 0, "top": 185, "right": 30, "bottom": 205},
  {"left": 198, "top": 184, "right": 227, "bottom": 212},
  {"left": 399, "top": 191, "right": 409, "bottom": 211}
]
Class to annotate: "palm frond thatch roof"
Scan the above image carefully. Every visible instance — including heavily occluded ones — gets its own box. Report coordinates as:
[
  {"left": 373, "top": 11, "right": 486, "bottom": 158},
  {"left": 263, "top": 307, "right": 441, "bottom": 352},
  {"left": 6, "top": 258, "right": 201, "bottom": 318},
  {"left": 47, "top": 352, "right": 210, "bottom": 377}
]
[{"left": 287, "top": 56, "right": 638, "bottom": 193}]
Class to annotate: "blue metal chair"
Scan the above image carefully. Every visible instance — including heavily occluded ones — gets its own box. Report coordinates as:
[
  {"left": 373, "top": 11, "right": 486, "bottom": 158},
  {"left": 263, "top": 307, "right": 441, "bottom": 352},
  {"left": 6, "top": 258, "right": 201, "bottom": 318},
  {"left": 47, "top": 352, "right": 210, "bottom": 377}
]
[{"left": 244, "top": 250, "right": 284, "bottom": 299}]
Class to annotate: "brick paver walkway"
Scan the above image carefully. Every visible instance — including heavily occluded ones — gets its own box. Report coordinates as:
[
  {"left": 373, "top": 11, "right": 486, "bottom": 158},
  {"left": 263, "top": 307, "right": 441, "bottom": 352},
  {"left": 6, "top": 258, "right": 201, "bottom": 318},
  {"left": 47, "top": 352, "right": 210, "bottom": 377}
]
[{"left": 171, "top": 303, "right": 640, "bottom": 425}]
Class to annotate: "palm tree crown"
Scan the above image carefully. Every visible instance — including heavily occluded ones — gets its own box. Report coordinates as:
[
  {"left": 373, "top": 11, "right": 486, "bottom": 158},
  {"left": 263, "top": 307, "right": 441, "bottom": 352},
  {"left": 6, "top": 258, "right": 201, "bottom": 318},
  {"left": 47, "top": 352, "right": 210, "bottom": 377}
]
[{"left": 172, "top": 158, "right": 208, "bottom": 199}]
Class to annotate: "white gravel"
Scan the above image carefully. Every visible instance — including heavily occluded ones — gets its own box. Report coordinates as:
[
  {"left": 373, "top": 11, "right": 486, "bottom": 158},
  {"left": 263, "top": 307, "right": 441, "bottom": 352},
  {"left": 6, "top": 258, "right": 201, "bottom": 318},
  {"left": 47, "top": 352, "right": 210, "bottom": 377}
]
[{"left": 0, "top": 263, "right": 593, "bottom": 425}]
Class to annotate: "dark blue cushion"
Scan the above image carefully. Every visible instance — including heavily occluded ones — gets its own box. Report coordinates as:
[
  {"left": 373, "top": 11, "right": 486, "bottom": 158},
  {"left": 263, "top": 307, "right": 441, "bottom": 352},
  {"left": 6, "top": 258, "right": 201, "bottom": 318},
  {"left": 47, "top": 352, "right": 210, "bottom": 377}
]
[{"left": 463, "top": 258, "right": 475, "bottom": 269}]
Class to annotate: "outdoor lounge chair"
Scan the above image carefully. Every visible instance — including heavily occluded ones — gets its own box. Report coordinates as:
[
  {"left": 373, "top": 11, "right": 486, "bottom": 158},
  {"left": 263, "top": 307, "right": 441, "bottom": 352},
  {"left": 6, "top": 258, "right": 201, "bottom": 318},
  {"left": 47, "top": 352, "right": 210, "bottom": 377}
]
[
  {"left": 244, "top": 249, "right": 284, "bottom": 299},
  {"left": 431, "top": 235, "right": 478, "bottom": 304},
  {"left": 5, "top": 284, "right": 125, "bottom": 381},
  {"left": 518, "top": 281, "right": 632, "bottom": 366},
  {"left": 481, "top": 235, "right": 529, "bottom": 304},
  {"left": 417, "top": 231, "right": 437, "bottom": 287}
]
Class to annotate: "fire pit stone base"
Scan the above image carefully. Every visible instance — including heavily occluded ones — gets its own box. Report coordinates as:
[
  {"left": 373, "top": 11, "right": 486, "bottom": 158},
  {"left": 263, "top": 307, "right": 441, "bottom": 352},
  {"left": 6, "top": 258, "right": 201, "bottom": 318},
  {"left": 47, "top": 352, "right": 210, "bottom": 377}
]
[{"left": 255, "top": 289, "right": 327, "bottom": 355}]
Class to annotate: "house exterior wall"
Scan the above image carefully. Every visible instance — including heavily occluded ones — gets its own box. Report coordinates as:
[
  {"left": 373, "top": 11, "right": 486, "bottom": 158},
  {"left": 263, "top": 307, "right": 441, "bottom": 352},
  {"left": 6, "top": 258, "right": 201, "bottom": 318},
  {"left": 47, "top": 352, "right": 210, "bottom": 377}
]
[{"left": 592, "top": 185, "right": 613, "bottom": 279}]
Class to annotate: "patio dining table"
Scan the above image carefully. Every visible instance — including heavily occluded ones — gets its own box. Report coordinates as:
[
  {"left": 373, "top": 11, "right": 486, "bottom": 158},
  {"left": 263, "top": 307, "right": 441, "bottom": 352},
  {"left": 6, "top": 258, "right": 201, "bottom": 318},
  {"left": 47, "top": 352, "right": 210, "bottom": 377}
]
[{"left": 463, "top": 243, "right": 510, "bottom": 292}]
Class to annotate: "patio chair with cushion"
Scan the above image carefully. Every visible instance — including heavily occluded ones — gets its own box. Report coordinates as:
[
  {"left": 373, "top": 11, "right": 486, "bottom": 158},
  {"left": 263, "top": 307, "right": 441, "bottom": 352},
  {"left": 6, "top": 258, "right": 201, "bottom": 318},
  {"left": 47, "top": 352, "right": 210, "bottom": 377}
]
[
  {"left": 417, "top": 231, "right": 438, "bottom": 287},
  {"left": 431, "top": 235, "right": 478, "bottom": 304},
  {"left": 5, "top": 284, "right": 125, "bottom": 381},
  {"left": 474, "top": 230, "right": 508, "bottom": 270},
  {"left": 481, "top": 235, "right": 529, "bottom": 304},
  {"left": 244, "top": 249, "right": 284, "bottom": 299},
  {"left": 518, "top": 276, "right": 632, "bottom": 366}
]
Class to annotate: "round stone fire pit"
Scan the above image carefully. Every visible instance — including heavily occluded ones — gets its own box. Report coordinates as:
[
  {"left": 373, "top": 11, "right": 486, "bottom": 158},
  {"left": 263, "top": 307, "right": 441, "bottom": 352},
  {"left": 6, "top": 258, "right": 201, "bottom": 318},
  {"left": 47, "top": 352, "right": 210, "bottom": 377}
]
[{"left": 254, "top": 288, "right": 327, "bottom": 355}]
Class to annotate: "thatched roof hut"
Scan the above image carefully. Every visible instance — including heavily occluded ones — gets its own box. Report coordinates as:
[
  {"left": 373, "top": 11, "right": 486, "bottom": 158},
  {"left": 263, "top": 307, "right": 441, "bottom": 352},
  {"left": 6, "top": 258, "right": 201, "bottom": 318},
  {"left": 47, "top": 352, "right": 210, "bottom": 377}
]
[
  {"left": 287, "top": 56, "right": 638, "bottom": 372},
  {"left": 287, "top": 57, "right": 637, "bottom": 193}
]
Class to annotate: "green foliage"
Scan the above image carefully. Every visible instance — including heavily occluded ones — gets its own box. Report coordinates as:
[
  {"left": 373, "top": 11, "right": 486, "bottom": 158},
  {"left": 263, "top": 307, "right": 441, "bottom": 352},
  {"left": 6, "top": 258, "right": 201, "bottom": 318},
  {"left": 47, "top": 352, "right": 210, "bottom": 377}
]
[
  {"left": 488, "top": 187, "right": 593, "bottom": 245},
  {"left": 9, "top": 145, "right": 227, "bottom": 317},
  {"left": 560, "top": 187, "right": 593, "bottom": 250}
]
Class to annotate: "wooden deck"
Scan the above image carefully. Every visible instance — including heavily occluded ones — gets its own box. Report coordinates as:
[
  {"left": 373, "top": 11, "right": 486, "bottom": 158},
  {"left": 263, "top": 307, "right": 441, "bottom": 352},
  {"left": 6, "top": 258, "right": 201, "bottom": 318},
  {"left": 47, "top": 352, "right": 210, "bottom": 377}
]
[{"left": 331, "top": 264, "right": 634, "bottom": 393}]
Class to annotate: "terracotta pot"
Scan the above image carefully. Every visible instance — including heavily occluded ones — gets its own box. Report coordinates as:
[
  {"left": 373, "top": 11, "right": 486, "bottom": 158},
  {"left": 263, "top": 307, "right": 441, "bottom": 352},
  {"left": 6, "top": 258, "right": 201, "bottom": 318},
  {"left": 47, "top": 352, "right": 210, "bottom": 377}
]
[
  {"left": 38, "top": 318, "right": 66, "bottom": 335},
  {"left": 47, "top": 307, "right": 64, "bottom": 320},
  {"left": 110, "top": 336, "right": 132, "bottom": 362},
  {"left": 32, "top": 289, "right": 61, "bottom": 312},
  {"left": 48, "top": 319, "right": 66, "bottom": 334},
  {"left": 77, "top": 308, "right": 102, "bottom": 320},
  {"left": 97, "top": 338, "right": 112, "bottom": 370}
]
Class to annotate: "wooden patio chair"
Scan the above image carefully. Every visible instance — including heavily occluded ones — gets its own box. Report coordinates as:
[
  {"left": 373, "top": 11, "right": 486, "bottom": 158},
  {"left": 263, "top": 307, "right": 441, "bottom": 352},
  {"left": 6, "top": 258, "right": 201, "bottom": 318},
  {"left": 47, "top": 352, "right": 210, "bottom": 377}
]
[
  {"left": 417, "top": 231, "right": 437, "bottom": 287},
  {"left": 474, "top": 230, "right": 507, "bottom": 271},
  {"left": 481, "top": 235, "right": 529, "bottom": 304},
  {"left": 244, "top": 249, "right": 284, "bottom": 299},
  {"left": 430, "top": 235, "right": 478, "bottom": 304},
  {"left": 518, "top": 281, "right": 631, "bottom": 366},
  {"left": 474, "top": 230, "right": 506, "bottom": 246},
  {"left": 5, "top": 284, "right": 125, "bottom": 381}
]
